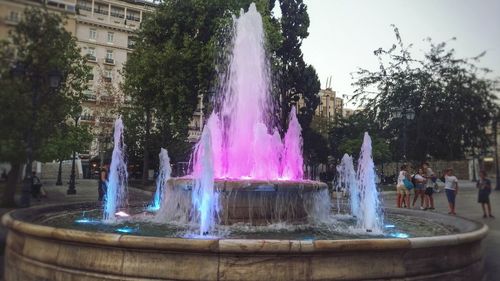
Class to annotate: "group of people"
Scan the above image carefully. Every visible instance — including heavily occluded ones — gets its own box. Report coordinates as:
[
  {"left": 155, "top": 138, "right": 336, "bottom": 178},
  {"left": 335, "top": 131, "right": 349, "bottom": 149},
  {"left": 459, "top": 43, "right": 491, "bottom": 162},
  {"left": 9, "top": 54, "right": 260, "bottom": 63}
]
[{"left": 396, "top": 162, "right": 494, "bottom": 218}]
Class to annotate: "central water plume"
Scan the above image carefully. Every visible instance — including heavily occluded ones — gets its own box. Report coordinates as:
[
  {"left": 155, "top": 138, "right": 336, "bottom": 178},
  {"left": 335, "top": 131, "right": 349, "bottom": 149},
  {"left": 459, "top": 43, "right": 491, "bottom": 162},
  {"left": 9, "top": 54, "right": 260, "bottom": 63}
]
[
  {"left": 103, "top": 117, "right": 128, "bottom": 222},
  {"left": 356, "top": 133, "right": 383, "bottom": 232},
  {"left": 199, "top": 3, "right": 303, "bottom": 180}
]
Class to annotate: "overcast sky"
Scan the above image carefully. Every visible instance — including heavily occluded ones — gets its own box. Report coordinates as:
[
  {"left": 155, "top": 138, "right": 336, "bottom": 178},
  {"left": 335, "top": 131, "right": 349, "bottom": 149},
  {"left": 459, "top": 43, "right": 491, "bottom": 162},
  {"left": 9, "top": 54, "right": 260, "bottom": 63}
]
[{"left": 299, "top": 0, "right": 500, "bottom": 108}]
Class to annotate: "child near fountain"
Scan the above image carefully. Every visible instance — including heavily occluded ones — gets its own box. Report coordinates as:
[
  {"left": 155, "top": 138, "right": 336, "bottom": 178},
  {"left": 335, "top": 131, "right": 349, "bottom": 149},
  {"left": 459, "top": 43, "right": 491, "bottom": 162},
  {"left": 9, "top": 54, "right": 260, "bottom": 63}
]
[
  {"left": 477, "top": 170, "right": 494, "bottom": 218},
  {"left": 444, "top": 168, "right": 459, "bottom": 215}
]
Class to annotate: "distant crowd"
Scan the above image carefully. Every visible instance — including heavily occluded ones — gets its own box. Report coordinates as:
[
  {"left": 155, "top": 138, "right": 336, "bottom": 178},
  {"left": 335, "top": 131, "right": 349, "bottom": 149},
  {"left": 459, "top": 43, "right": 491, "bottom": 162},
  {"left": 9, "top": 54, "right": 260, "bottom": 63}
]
[{"left": 396, "top": 162, "right": 494, "bottom": 218}]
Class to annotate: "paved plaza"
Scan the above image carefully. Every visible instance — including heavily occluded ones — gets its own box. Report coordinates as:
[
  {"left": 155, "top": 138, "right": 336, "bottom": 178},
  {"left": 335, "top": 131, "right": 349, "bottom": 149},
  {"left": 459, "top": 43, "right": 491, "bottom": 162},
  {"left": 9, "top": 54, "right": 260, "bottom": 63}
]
[{"left": 0, "top": 179, "right": 498, "bottom": 280}]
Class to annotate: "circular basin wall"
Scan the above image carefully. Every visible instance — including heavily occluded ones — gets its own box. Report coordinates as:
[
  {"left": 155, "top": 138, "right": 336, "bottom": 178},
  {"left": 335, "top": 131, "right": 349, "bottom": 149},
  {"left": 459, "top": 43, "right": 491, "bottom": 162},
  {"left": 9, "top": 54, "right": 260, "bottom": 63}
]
[
  {"left": 159, "top": 178, "right": 329, "bottom": 225},
  {"left": 2, "top": 204, "right": 488, "bottom": 281}
]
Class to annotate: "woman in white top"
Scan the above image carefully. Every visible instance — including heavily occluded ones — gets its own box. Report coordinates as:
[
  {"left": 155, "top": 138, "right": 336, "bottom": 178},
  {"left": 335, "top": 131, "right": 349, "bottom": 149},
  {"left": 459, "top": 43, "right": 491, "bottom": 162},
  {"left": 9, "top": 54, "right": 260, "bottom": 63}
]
[
  {"left": 412, "top": 168, "right": 426, "bottom": 209},
  {"left": 396, "top": 165, "right": 410, "bottom": 208},
  {"left": 444, "top": 168, "right": 459, "bottom": 215}
]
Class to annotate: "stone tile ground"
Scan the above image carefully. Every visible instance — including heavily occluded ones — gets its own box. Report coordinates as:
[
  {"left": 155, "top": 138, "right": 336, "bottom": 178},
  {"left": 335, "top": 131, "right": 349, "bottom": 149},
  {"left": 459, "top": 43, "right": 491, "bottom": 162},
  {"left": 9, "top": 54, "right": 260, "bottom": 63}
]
[{"left": 0, "top": 179, "right": 498, "bottom": 280}]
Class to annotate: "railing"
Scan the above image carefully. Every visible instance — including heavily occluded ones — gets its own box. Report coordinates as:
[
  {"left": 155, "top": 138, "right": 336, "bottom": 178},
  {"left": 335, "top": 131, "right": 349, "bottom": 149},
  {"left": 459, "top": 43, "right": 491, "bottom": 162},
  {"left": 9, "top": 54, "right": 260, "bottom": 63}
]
[
  {"left": 105, "top": 58, "right": 114, "bottom": 64},
  {"left": 110, "top": 12, "right": 124, "bottom": 18},
  {"left": 77, "top": 4, "right": 91, "bottom": 12},
  {"left": 126, "top": 14, "right": 140, "bottom": 22},
  {"left": 80, "top": 115, "right": 95, "bottom": 121},
  {"left": 86, "top": 54, "right": 96, "bottom": 61},
  {"left": 103, "top": 77, "right": 112, "bottom": 83},
  {"left": 94, "top": 8, "right": 108, "bottom": 16},
  {"left": 84, "top": 94, "right": 96, "bottom": 101}
]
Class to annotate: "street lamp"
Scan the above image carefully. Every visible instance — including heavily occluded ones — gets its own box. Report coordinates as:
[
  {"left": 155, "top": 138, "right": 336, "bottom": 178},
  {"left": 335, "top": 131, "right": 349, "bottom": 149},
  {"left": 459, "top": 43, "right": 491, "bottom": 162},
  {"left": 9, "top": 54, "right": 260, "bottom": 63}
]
[
  {"left": 494, "top": 118, "right": 500, "bottom": 190},
  {"left": 67, "top": 113, "right": 81, "bottom": 195},
  {"left": 392, "top": 107, "right": 415, "bottom": 161},
  {"left": 13, "top": 62, "right": 63, "bottom": 207}
]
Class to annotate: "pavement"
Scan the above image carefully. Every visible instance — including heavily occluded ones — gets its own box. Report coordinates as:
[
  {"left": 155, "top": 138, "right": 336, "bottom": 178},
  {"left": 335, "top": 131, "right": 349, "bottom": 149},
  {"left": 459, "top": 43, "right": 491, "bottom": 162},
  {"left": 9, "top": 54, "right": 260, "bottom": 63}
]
[{"left": 0, "top": 179, "right": 499, "bottom": 280}]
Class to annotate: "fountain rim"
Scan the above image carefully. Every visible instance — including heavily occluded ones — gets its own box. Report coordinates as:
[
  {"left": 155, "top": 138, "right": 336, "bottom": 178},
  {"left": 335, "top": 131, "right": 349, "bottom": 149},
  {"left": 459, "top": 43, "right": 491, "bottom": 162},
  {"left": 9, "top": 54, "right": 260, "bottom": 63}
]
[{"left": 1, "top": 203, "right": 488, "bottom": 254}]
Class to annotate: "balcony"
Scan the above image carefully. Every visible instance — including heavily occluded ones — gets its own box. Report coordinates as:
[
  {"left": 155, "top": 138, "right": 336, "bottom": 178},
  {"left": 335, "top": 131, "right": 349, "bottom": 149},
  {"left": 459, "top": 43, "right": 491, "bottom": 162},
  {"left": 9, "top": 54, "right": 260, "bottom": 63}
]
[
  {"left": 86, "top": 54, "right": 97, "bottom": 62},
  {"left": 110, "top": 11, "right": 124, "bottom": 19},
  {"left": 99, "top": 95, "right": 114, "bottom": 103},
  {"left": 84, "top": 94, "right": 96, "bottom": 101},
  {"left": 126, "top": 14, "right": 140, "bottom": 22},
  {"left": 81, "top": 114, "right": 95, "bottom": 121},
  {"left": 76, "top": 4, "right": 91, "bottom": 12},
  {"left": 94, "top": 7, "right": 108, "bottom": 16},
  {"left": 103, "top": 77, "right": 112, "bottom": 83},
  {"left": 104, "top": 58, "right": 115, "bottom": 65}
]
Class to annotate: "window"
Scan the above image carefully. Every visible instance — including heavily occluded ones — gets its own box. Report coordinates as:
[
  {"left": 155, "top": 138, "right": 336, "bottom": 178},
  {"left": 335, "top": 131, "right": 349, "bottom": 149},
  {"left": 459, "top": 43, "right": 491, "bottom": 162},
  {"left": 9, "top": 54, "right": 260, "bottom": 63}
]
[
  {"left": 127, "top": 36, "right": 136, "bottom": 49},
  {"left": 9, "top": 11, "right": 19, "bottom": 22},
  {"left": 105, "top": 50, "right": 114, "bottom": 64},
  {"left": 103, "top": 69, "right": 112, "bottom": 83},
  {"left": 107, "top": 32, "right": 114, "bottom": 44},
  {"left": 89, "top": 28, "right": 97, "bottom": 40},
  {"left": 86, "top": 47, "right": 96, "bottom": 61}
]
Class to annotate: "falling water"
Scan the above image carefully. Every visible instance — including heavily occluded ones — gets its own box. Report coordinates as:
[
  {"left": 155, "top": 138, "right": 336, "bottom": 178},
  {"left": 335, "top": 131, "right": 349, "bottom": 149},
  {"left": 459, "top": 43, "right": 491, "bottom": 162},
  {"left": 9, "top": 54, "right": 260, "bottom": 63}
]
[
  {"left": 103, "top": 117, "right": 128, "bottom": 222},
  {"left": 337, "top": 154, "right": 359, "bottom": 217},
  {"left": 356, "top": 132, "right": 383, "bottom": 233},
  {"left": 200, "top": 3, "right": 303, "bottom": 180},
  {"left": 191, "top": 128, "right": 219, "bottom": 235},
  {"left": 149, "top": 148, "right": 171, "bottom": 211}
]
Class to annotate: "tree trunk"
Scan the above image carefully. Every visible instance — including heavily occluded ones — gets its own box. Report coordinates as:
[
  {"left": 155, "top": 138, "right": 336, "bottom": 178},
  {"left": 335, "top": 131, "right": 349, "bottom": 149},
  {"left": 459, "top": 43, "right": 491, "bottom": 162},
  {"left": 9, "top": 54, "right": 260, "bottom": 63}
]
[
  {"left": 2, "top": 163, "right": 21, "bottom": 207},
  {"left": 142, "top": 108, "right": 151, "bottom": 187}
]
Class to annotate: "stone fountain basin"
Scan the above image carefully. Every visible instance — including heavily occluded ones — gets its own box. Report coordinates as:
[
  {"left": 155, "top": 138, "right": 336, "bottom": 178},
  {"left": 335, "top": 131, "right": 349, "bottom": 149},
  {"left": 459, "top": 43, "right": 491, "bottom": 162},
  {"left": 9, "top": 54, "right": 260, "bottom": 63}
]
[
  {"left": 2, "top": 203, "right": 488, "bottom": 281},
  {"left": 164, "top": 178, "right": 329, "bottom": 225}
]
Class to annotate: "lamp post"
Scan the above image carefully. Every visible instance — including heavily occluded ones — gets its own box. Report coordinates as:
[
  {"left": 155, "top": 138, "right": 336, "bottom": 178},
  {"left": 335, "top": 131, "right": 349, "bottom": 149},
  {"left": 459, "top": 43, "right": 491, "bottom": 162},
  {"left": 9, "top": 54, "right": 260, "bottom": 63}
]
[
  {"left": 67, "top": 114, "right": 81, "bottom": 195},
  {"left": 494, "top": 118, "right": 500, "bottom": 190},
  {"left": 13, "top": 62, "right": 62, "bottom": 207},
  {"left": 392, "top": 107, "right": 415, "bottom": 161}
]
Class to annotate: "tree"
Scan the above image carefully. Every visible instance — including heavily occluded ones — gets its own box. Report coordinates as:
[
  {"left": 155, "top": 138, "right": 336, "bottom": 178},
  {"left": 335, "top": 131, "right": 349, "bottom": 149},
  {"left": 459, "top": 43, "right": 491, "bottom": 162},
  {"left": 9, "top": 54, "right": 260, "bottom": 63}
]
[
  {"left": 329, "top": 113, "right": 391, "bottom": 163},
  {"left": 0, "top": 7, "right": 89, "bottom": 207},
  {"left": 351, "top": 26, "right": 499, "bottom": 162},
  {"left": 272, "top": 0, "right": 320, "bottom": 132}
]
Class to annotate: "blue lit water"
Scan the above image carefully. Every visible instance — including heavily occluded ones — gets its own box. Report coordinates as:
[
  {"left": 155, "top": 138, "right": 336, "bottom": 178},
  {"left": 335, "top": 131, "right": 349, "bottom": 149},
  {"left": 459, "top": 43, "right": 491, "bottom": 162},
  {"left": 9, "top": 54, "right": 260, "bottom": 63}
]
[{"left": 38, "top": 207, "right": 459, "bottom": 240}]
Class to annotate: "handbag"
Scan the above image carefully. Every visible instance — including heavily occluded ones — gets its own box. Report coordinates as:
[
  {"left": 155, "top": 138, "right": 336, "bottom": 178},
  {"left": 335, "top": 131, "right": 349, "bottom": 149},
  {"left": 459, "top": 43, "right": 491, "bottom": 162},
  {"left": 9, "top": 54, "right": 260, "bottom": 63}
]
[{"left": 403, "top": 178, "right": 414, "bottom": 190}]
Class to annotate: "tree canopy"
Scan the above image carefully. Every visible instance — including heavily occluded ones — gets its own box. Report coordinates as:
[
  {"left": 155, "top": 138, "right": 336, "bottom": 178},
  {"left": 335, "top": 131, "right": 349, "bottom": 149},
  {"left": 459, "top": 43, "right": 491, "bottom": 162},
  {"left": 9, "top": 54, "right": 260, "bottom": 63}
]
[
  {"left": 351, "top": 26, "right": 499, "bottom": 161},
  {"left": 0, "top": 7, "right": 89, "bottom": 206}
]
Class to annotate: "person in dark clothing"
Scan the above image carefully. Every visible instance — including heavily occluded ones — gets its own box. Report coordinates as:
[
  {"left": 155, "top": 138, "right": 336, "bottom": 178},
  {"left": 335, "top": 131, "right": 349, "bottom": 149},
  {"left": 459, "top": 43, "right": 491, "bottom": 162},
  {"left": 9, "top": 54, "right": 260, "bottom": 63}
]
[
  {"left": 98, "top": 163, "right": 109, "bottom": 201},
  {"left": 477, "top": 170, "right": 494, "bottom": 218},
  {"left": 31, "top": 171, "right": 43, "bottom": 200}
]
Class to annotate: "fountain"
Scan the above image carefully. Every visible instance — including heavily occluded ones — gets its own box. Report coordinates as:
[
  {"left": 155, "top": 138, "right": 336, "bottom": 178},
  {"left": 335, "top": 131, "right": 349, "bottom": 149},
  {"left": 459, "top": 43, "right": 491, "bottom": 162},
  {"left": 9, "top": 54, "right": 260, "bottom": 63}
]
[
  {"left": 148, "top": 148, "right": 171, "bottom": 212},
  {"left": 103, "top": 117, "right": 128, "bottom": 222},
  {"left": 1, "top": 3, "right": 487, "bottom": 281}
]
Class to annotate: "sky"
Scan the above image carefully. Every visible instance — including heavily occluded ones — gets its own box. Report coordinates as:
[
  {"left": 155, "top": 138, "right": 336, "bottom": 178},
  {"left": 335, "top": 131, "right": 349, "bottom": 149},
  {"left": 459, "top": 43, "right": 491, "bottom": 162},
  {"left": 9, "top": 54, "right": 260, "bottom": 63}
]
[{"left": 299, "top": 0, "right": 500, "bottom": 108}]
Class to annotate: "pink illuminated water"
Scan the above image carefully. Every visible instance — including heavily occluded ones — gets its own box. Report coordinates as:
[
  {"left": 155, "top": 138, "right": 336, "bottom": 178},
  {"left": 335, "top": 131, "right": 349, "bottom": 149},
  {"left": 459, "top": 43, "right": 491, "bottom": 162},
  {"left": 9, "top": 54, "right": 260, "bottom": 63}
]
[{"left": 194, "top": 3, "right": 303, "bottom": 180}]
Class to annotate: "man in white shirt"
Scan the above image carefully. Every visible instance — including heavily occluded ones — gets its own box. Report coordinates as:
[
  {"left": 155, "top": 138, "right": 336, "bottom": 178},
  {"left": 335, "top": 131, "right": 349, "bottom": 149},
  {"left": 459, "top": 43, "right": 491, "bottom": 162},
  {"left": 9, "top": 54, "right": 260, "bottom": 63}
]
[{"left": 444, "top": 168, "right": 459, "bottom": 215}]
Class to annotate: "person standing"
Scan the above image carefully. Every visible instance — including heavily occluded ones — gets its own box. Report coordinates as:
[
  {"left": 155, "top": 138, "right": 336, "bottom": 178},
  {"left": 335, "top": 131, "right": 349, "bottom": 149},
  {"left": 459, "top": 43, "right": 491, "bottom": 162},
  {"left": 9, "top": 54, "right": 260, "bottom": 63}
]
[
  {"left": 477, "top": 170, "right": 494, "bottom": 218},
  {"left": 412, "top": 168, "right": 426, "bottom": 210},
  {"left": 396, "top": 165, "right": 411, "bottom": 208},
  {"left": 422, "top": 162, "right": 435, "bottom": 210},
  {"left": 444, "top": 168, "right": 459, "bottom": 215},
  {"left": 98, "top": 163, "right": 109, "bottom": 201}
]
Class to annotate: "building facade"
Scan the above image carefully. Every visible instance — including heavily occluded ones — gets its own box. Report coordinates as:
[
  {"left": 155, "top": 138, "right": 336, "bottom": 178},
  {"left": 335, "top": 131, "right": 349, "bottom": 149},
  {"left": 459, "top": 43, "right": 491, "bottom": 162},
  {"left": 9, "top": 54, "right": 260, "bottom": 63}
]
[
  {"left": 0, "top": 0, "right": 155, "bottom": 177},
  {"left": 74, "top": 0, "right": 155, "bottom": 163}
]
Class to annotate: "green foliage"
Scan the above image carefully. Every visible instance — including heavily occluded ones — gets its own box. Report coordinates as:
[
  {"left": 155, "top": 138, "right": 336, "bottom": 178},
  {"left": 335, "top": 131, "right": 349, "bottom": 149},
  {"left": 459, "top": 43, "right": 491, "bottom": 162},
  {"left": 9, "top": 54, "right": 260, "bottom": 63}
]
[
  {"left": 351, "top": 26, "right": 499, "bottom": 161},
  {"left": 0, "top": 7, "right": 89, "bottom": 163},
  {"left": 272, "top": 0, "right": 320, "bottom": 131},
  {"left": 0, "top": 7, "right": 89, "bottom": 206},
  {"left": 329, "top": 113, "right": 391, "bottom": 163},
  {"left": 38, "top": 121, "right": 93, "bottom": 162}
]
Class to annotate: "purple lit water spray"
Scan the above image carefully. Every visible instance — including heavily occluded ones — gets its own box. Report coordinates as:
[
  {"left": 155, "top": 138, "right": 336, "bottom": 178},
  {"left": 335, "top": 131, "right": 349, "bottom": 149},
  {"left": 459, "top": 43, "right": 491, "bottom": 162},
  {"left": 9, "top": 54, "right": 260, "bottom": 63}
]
[{"left": 195, "top": 3, "right": 304, "bottom": 180}]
